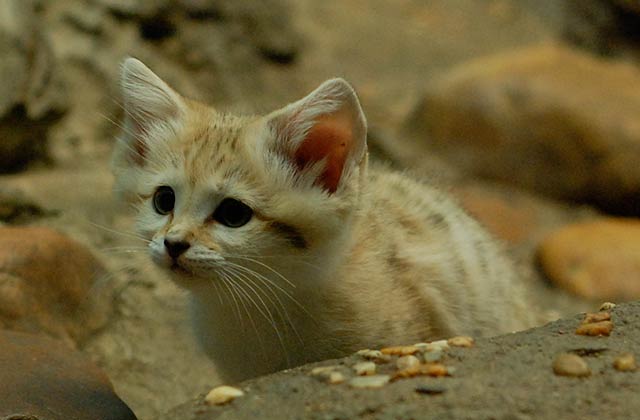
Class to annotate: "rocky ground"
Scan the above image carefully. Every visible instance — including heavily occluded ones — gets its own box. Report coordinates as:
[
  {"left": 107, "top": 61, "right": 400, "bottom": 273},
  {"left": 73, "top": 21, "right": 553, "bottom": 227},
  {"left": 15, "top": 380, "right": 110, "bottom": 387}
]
[
  {"left": 163, "top": 301, "right": 639, "bottom": 420},
  {"left": 0, "top": 0, "right": 639, "bottom": 418}
]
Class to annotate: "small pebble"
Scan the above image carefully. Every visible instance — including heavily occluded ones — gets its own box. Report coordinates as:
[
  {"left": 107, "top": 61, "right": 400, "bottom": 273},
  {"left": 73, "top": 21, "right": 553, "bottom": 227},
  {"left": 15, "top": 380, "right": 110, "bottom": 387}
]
[
  {"left": 328, "top": 371, "right": 346, "bottom": 384},
  {"left": 353, "top": 361, "right": 377, "bottom": 376},
  {"left": 582, "top": 312, "right": 611, "bottom": 324},
  {"left": 356, "top": 349, "right": 391, "bottom": 363},
  {"left": 393, "top": 363, "right": 449, "bottom": 380},
  {"left": 576, "top": 320, "right": 614, "bottom": 336},
  {"left": 413, "top": 342, "right": 429, "bottom": 352},
  {"left": 613, "top": 353, "right": 637, "bottom": 372},
  {"left": 599, "top": 302, "right": 617, "bottom": 311},
  {"left": 310, "top": 366, "right": 340, "bottom": 377},
  {"left": 552, "top": 353, "right": 591, "bottom": 377},
  {"left": 423, "top": 350, "right": 444, "bottom": 363},
  {"left": 204, "top": 385, "right": 244, "bottom": 405},
  {"left": 447, "top": 336, "right": 475, "bottom": 348},
  {"left": 381, "top": 345, "right": 419, "bottom": 356},
  {"left": 415, "top": 384, "right": 446, "bottom": 395},
  {"left": 423, "top": 340, "right": 450, "bottom": 352},
  {"left": 396, "top": 355, "right": 420, "bottom": 370},
  {"left": 348, "top": 374, "right": 391, "bottom": 389}
]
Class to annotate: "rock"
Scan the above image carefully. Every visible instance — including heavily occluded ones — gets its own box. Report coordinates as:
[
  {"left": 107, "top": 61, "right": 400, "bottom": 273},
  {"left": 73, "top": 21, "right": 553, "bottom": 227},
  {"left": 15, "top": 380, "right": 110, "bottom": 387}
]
[
  {"left": 0, "top": 0, "right": 67, "bottom": 172},
  {"left": 348, "top": 375, "right": 391, "bottom": 389},
  {"left": 0, "top": 330, "right": 137, "bottom": 419},
  {"left": 352, "top": 361, "right": 376, "bottom": 376},
  {"left": 396, "top": 355, "right": 420, "bottom": 370},
  {"left": 204, "top": 385, "right": 244, "bottom": 406},
  {"left": 613, "top": 353, "right": 637, "bottom": 371},
  {"left": 447, "top": 336, "right": 475, "bottom": 348},
  {"left": 405, "top": 44, "right": 640, "bottom": 215},
  {"left": 538, "top": 218, "right": 640, "bottom": 301},
  {"left": 422, "top": 340, "right": 449, "bottom": 353},
  {"left": 162, "top": 301, "right": 640, "bottom": 419},
  {"left": 582, "top": 312, "right": 612, "bottom": 324},
  {"left": 355, "top": 349, "right": 391, "bottom": 363},
  {"left": 211, "top": 0, "right": 300, "bottom": 64},
  {"left": 576, "top": 320, "right": 614, "bottom": 336},
  {"left": 552, "top": 353, "right": 591, "bottom": 377},
  {"left": 0, "top": 226, "right": 113, "bottom": 345},
  {"left": 380, "top": 345, "right": 419, "bottom": 356},
  {"left": 600, "top": 302, "right": 617, "bottom": 311}
]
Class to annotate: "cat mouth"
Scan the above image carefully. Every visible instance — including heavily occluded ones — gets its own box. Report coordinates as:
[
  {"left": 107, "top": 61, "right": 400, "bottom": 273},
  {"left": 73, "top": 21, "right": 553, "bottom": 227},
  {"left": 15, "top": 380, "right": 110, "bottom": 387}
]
[{"left": 170, "top": 262, "right": 191, "bottom": 276}]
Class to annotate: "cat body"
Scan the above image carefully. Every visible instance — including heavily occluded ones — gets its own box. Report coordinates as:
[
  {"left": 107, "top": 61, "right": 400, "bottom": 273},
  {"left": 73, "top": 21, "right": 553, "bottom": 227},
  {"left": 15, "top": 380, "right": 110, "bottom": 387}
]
[{"left": 112, "top": 58, "right": 534, "bottom": 383}]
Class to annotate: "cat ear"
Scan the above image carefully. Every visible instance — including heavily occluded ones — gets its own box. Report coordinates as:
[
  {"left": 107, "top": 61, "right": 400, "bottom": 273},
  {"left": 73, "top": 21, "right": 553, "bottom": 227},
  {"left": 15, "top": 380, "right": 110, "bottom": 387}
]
[
  {"left": 118, "top": 57, "right": 185, "bottom": 165},
  {"left": 266, "top": 78, "right": 367, "bottom": 193}
]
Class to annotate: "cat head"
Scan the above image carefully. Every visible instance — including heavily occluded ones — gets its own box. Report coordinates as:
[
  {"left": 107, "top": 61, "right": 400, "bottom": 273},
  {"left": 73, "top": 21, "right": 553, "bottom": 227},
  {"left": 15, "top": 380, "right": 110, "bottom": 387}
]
[{"left": 111, "top": 58, "right": 368, "bottom": 289}]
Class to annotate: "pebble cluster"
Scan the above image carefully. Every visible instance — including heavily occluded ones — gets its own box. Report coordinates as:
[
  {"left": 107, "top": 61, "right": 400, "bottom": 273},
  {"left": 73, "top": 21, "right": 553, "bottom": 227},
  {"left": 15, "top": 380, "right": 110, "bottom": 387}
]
[
  {"left": 308, "top": 336, "right": 475, "bottom": 390},
  {"left": 552, "top": 303, "right": 637, "bottom": 377}
]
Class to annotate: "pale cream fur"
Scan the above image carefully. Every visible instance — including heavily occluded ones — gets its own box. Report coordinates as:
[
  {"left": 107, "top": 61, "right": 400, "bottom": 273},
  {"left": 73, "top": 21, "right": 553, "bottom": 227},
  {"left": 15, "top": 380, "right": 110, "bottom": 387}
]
[{"left": 112, "top": 58, "right": 536, "bottom": 383}]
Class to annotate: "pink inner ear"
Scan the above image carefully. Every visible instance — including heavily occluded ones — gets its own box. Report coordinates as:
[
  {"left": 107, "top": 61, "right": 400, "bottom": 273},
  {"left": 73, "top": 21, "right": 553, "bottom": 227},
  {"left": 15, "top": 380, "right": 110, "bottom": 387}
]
[{"left": 294, "top": 116, "right": 353, "bottom": 193}]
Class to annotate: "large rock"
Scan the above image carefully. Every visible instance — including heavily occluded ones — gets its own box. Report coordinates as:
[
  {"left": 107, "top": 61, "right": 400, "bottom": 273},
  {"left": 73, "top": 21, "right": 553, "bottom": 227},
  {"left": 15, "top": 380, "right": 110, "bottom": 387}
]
[
  {"left": 163, "top": 301, "right": 640, "bottom": 419},
  {"left": 0, "top": 0, "right": 67, "bottom": 172},
  {"left": 538, "top": 218, "right": 640, "bottom": 301},
  {"left": 404, "top": 43, "right": 640, "bottom": 215},
  {"left": 0, "top": 226, "right": 113, "bottom": 345},
  {"left": 0, "top": 330, "right": 137, "bottom": 420}
]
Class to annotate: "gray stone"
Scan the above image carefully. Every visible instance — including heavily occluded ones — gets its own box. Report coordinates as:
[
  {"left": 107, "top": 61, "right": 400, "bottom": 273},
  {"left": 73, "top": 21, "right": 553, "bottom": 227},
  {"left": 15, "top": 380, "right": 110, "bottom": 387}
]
[{"left": 163, "top": 301, "right": 640, "bottom": 419}]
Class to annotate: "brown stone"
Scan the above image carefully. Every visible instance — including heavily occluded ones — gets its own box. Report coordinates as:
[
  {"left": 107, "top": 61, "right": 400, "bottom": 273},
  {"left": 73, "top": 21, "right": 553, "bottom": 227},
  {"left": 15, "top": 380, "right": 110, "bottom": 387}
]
[
  {"left": 0, "top": 226, "right": 112, "bottom": 345},
  {"left": 405, "top": 44, "right": 640, "bottom": 215},
  {"left": 538, "top": 218, "right": 640, "bottom": 301},
  {"left": 613, "top": 353, "right": 637, "bottom": 372},
  {"left": 576, "top": 320, "right": 614, "bottom": 337},
  {"left": 553, "top": 353, "right": 591, "bottom": 377},
  {"left": 0, "top": 330, "right": 136, "bottom": 419}
]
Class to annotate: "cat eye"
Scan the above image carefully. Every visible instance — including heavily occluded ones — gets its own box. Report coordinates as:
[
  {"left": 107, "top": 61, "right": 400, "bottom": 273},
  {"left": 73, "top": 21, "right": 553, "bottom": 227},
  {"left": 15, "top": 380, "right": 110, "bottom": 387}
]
[
  {"left": 213, "top": 198, "right": 253, "bottom": 228},
  {"left": 153, "top": 186, "right": 175, "bottom": 215}
]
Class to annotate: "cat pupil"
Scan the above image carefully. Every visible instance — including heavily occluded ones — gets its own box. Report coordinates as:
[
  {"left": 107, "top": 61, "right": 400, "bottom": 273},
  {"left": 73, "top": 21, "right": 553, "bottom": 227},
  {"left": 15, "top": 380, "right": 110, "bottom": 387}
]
[
  {"left": 214, "top": 198, "right": 253, "bottom": 228},
  {"left": 153, "top": 186, "right": 175, "bottom": 215}
]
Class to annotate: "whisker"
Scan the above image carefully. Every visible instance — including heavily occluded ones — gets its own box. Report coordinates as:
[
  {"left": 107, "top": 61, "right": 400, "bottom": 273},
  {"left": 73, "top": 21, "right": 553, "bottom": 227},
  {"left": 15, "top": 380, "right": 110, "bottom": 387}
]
[
  {"left": 87, "top": 221, "right": 151, "bottom": 244},
  {"left": 229, "top": 256, "right": 296, "bottom": 288},
  {"left": 223, "top": 263, "right": 303, "bottom": 348}
]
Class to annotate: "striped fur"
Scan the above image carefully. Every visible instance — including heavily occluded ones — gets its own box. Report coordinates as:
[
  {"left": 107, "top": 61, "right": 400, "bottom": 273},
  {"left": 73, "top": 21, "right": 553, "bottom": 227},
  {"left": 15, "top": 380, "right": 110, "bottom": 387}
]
[{"left": 112, "top": 59, "right": 536, "bottom": 383}]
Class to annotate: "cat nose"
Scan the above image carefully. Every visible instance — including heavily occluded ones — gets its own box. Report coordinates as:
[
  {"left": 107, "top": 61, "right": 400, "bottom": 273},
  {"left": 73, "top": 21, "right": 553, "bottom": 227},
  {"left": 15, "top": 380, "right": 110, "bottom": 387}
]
[{"left": 164, "top": 239, "right": 191, "bottom": 259}]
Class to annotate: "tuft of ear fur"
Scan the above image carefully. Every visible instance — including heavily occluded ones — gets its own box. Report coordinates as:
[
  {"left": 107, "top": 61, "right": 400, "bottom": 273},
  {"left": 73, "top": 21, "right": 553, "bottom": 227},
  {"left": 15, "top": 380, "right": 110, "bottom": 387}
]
[
  {"left": 266, "top": 78, "right": 367, "bottom": 194},
  {"left": 117, "top": 58, "right": 185, "bottom": 166}
]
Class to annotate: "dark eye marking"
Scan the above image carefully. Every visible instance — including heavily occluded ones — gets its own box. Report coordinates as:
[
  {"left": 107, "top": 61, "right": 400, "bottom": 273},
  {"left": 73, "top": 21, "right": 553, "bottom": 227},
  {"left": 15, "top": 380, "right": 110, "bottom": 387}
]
[
  {"left": 213, "top": 198, "right": 253, "bottom": 228},
  {"left": 153, "top": 186, "right": 175, "bottom": 215},
  {"left": 268, "top": 221, "right": 307, "bottom": 250}
]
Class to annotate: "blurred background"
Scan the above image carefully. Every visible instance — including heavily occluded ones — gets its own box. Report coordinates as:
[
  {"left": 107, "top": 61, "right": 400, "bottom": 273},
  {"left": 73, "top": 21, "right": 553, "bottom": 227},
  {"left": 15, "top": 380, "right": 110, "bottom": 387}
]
[{"left": 1, "top": 0, "right": 639, "bottom": 417}]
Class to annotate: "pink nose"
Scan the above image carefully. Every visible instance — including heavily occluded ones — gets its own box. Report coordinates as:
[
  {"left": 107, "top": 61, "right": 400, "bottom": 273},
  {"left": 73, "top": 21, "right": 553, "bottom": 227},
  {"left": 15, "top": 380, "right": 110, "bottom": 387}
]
[{"left": 164, "top": 239, "right": 190, "bottom": 259}]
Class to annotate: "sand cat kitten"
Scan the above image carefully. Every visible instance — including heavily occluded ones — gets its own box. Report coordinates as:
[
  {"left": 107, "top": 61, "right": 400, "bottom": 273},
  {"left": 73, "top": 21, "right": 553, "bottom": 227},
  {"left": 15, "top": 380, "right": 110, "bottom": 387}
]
[{"left": 112, "top": 58, "right": 535, "bottom": 383}]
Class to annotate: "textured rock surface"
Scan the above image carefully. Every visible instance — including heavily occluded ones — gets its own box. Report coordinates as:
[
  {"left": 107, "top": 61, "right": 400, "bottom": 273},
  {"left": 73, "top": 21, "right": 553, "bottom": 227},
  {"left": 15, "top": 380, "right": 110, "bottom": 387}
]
[
  {"left": 0, "top": 0, "right": 67, "bottom": 171},
  {"left": 538, "top": 218, "right": 640, "bottom": 301},
  {"left": 0, "top": 330, "right": 136, "bottom": 420},
  {"left": 405, "top": 43, "right": 640, "bottom": 215},
  {"left": 163, "top": 302, "right": 640, "bottom": 420},
  {"left": 0, "top": 226, "right": 112, "bottom": 345}
]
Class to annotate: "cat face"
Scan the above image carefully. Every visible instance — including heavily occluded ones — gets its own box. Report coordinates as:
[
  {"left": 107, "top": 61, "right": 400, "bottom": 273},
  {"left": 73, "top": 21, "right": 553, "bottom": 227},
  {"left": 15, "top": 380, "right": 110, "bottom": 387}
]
[{"left": 112, "top": 58, "right": 368, "bottom": 289}]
